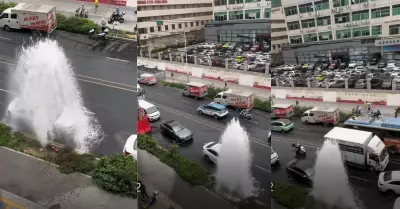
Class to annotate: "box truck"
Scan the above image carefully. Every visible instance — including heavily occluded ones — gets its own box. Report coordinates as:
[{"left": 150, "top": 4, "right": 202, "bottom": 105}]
[
  {"left": 213, "top": 89, "right": 254, "bottom": 109},
  {"left": 0, "top": 3, "right": 57, "bottom": 35},
  {"left": 301, "top": 107, "right": 340, "bottom": 126},
  {"left": 324, "top": 127, "right": 389, "bottom": 172}
]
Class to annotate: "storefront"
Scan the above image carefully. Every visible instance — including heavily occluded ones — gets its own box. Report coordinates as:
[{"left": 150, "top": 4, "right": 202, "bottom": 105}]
[
  {"left": 205, "top": 19, "right": 271, "bottom": 44},
  {"left": 282, "top": 37, "right": 381, "bottom": 64},
  {"left": 377, "top": 38, "right": 400, "bottom": 60}
]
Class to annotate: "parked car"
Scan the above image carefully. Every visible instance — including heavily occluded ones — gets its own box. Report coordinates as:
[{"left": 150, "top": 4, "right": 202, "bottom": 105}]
[
  {"left": 354, "top": 79, "right": 367, "bottom": 89},
  {"left": 123, "top": 134, "right": 138, "bottom": 160},
  {"left": 370, "top": 57, "right": 379, "bottom": 65},
  {"left": 271, "top": 147, "right": 279, "bottom": 165},
  {"left": 271, "top": 119, "right": 294, "bottom": 133},
  {"left": 202, "top": 141, "right": 221, "bottom": 164},
  {"left": 160, "top": 120, "right": 193, "bottom": 143},
  {"left": 382, "top": 78, "right": 393, "bottom": 89},
  {"left": 378, "top": 171, "right": 400, "bottom": 195},
  {"left": 286, "top": 159, "right": 315, "bottom": 186},
  {"left": 378, "top": 61, "right": 387, "bottom": 68},
  {"left": 371, "top": 78, "right": 383, "bottom": 89}
]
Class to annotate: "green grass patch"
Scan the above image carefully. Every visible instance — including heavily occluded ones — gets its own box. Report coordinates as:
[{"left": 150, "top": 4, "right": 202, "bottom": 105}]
[{"left": 271, "top": 181, "right": 308, "bottom": 209}]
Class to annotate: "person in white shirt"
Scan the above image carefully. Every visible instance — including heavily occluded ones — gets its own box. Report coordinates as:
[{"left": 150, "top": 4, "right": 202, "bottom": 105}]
[{"left": 112, "top": 21, "right": 120, "bottom": 38}]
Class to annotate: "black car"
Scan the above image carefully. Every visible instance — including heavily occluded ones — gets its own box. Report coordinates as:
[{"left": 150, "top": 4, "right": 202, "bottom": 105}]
[
  {"left": 160, "top": 120, "right": 193, "bottom": 143},
  {"left": 371, "top": 78, "right": 383, "bottom": 89},
  {"left": 378, "top": 61, "right": 387, "bottom": 68},
  {"left": 370, "top": 57, "right": 379, "bottom": 65},
  {"left": 286, "top": 159, "right": 315, "bottom": 186}
]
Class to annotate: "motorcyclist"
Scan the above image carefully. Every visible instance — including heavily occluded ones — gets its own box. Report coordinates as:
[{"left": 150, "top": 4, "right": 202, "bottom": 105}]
[
  {"left": 81, "top": 4, "right": 85, "bottom": 15},
  {"left": 293, "top": 140, "right": 301, "bottom": 149},
  {"left": 116, "top": 7, "right": 120, "bottom": 16}
]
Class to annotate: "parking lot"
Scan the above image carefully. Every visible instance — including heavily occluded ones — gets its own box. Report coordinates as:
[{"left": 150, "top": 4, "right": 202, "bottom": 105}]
[
  {"left": 271, "top": 59, "right": 400, "bottom": 90},
  {"left": 140, "top": 42, "right": 271, "bottom": 74}
]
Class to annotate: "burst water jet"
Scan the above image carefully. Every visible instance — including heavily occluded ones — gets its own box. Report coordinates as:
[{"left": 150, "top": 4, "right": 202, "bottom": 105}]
[
  {"left": 312, "top": 139, "right": 362, "bottom": 209},
  {"left": 5, "top": 39, "right": 103, "bottom": 152},
  {"left": 215, "top": 118, "right": 257, "bottom": 200}
]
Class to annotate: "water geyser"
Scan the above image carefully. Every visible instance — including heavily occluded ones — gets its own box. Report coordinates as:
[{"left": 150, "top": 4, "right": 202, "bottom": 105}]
[
  {"left": 215, "top": 118, "right": 256, "bottom": 200},
  {"left": 5, "top": 39, "right": 103, "bottom": 152}
]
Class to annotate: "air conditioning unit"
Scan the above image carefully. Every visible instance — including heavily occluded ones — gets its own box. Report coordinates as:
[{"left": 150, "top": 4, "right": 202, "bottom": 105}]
[
  {"left": 353, "top": 22, "right": 358, "bottom": 26},
  {"left": 226, "top": 6, "right": 229, "bottom": 9},
  {"left": 316, "top": 11, "right": 320, "bottom": 16},
  {"left": 340, "top": 7, "right": 343, "bottom": 10},
  {"left": 308, "top": 12, "right": 312, "bottom": 15},
  {"left": 346, "top": 5, "right": 350, "bottom": 8},
  {"left": 328, "top": 25, "right": 331, "bottom": 28},
  {"left": 364, "top": 2, "right": 369, "bottom": 6},
  {"left": 345, "top": 23, "right": 350, "bottom": 27},
  {"left": 299, "top": 14, "right": 302, "bottom": 17},
  {"left": 366, "top": 20, "right": 370, "bottom": 23},
  {"left": 332, "top": 8, "right": 336, "bottom": 12}
]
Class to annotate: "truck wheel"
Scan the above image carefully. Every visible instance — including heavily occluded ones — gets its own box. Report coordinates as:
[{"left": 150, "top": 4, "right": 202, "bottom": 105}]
[
  {"left": 198, "top": 110, "right": 203, "bottom": 115},
  {"left": 304, "top": 120, "right": 309, "bottom": 124},
  {"left": 368, "top": 166, "right": 376, "bottom": 173},
  {"left": 4, "top": 25, "right": 10, "bottom": 32},
  {"left": 389, "top": 146, "right": 398, "bottom": 154}
]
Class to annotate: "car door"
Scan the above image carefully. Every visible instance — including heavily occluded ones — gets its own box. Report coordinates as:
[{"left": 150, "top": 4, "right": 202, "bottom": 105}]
[
  {"left": 163, "top": 124, "right": 174, "bottom": 138},
  {"left": 207, "top": 149, "right": 219, "bottom": 164},
  {"left": 271, "top": 122, "right": 278, "bottom": 131},
  {"left": 10, "top": 13, "right": 20, "bottom": 29}
]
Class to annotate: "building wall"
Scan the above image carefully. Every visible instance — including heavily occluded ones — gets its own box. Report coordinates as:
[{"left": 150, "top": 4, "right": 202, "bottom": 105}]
[
  {"left": 213, "top": 0, "right": 271, "bottom": 20},
  {"left": 281, "top": 0, "right": 400, "bottom": 44},
  {"left": 271, "top": 6, "right": 288, "bottom": 55}
]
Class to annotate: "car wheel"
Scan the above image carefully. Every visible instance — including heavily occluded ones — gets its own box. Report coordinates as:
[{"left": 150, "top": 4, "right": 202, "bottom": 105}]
[
  {"left": 304, "top": 120, "right": 309, "bottom": 124},
  {"left": 388, "top": 146, "right": 398, "bottom": 154},
  {"left": 214, "top": 115, "right": 219, "bottom": 120},
  {"left": 386, "top": 190, "right": 397, "bottom": 196},
  {"left": 198, "top": 110, "right": 203, "bottom": 115},
  {"left": 204, "top": 155, "right": 211, "bottom": 162},
  {"left": 4, "top": 25, "right": 11, "bottom": 32},
  {"left": 368, "top": 166, "right": 376, "bottom": 173}
]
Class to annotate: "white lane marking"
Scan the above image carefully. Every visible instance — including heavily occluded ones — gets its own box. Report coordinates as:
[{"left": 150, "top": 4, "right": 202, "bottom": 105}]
[
  {"left": 349, "top": 175, "right": 370, "bottom": 182},
  {"left": 297, "top": 127, "right": 312, "bottom": 130},
  {"left": 181, "top": 100, "right": 191, "bottom": 104},
  {"left": 272, "top": 136, "right": 319, "bottom": 148},
  {"left": 245, "top": 119, "right": 258, "bottom": 124},
  {"left": 106, "top": 57, "right": 129, "bottom": 63},
  {"left": 76, "top": 74, "right": 136, "bottom": 88},
  {"left": 255, "top": 165, "right": 270, "bottom": 173},
  {"left": 0, "top": 37, "right": 11, "bottom": 41},
  {"left": 77, "top": 78, "right": 137, "bottom": 92},
  {"left": 157, "top": 93, "right": 166, "bottom": 96}
]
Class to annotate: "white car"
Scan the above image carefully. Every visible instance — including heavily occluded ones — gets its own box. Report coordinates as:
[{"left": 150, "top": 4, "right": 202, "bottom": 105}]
[
  {"left": 388, "top": 60, "right": 396, "bottom": 67},
  {"left": 123, "top": 134, "right": 138, "bottom": 160},
  {"left": 378, "top": 171, "right": 400, "bottom": 195},
  {"left": 348, "top": 61, "right": 357, "bottom": 68},
  {"left": 271, "top": 147, "right": 279, "bottom": 165},
  {"left": 202, "top": 141, "right": 220, "bottom": 164}
]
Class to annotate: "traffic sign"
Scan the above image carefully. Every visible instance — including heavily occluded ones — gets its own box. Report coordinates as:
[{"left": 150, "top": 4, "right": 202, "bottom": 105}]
[{"left": 156, "top": 20, "right": 163, "bottom": 26}]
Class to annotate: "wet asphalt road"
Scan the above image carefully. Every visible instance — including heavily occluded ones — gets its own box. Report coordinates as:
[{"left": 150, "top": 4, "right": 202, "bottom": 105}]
[{"left": 271, "top": 116, "right": 400, "bottom": 209}]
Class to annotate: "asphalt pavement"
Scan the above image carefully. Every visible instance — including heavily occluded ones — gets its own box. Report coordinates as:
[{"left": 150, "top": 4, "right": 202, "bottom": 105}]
[
  {"left": 140, "top": 82, "right": 271, "bottom": 205},
  {"left": 271, "top": 114, "right": 400, "bottom": 209}
]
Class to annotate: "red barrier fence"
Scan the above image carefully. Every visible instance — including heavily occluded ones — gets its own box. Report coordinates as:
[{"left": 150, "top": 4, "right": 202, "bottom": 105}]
[{"left": 77, "top": 0, "right": 127, "bottom": 6}]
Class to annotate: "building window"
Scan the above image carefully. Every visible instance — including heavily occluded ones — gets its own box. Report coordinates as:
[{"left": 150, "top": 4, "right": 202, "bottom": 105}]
[
  {"left": 389, "top": 25, "right": 400, "bottom": 35},
  {"left": 178, "top": 23, "right": 182, "bottom": 28},
  {"left": 393, "top": 5, "right": 400, "bottom": 16},
  {"left": 229, "top": 0, "right": 243, "bottom": 4},
  {"left": 314, "top": 0, "right": 329, "bottom": 11},
  {"left": 264, "top": 8, "right": 271, "bottom": 18},
  {"left": 245, "top": 0, "right": 261, "bottom": 2},
  {"left": 272, "top": 0, "right": 282, "bottom": 7},
  {"left": 172, "top": 24, "right": 175, "bottom": 29},
  {"left": 351, "top": 0, "right": 368, "bottom": 4},
  {"left": 318, "top": 31, "right": 333, "bottom": 41},
  {"left": 284, "top": 6, "right": 298, "bottom": 16},
  {"left": 301, "top": 19, "right": 316, "bottom": 28},
  {"left": 287, "top": 21, "right": 300, "bottom": 30},
  {"left": 316, "top": 16, "right": 331, "bottom": 26},
  {"left": 165, "top": 25, "right": 169, "bottom": 30},
  {"left": 333, "top": 0, "right": 349, "bottom": 7},
  {"left": 371, "top": 7, "right": 390, "bottom": 19},
  {"left": 336, "top": 29, "right": 351, "bottom": 39},
  {"left": 158, "top": 26, "right": 161, "bottom": 31},
  {"left": 334, "top": 13, "right": 350, "bottom": 23},
  {"left": 352, "top": 10, "right": 369, "bottom": 21},
  {"left": 185, "top": 23, "right": 188, "bottom": 27},
  {"left": 229, "top": 11, "right": 243, "bottom": 20},
  {"left": 303, "top": 33, "right": 318, "bottom": 43},
  {"left": 214, "top": 0, "right": 227, "bottom": 6},
  {"left": 191, "top": 22, "right": 194, "bottom": 27},
  {"left": 214, "top": 12, "right": 228, "bottom": 21},
  {"left": 352, "top": 26, "right": 370, "bottom": 37},
  {"left": 371, "top": 25, "right": 381, "bottom": 35},
  {"left": 150, "top": 27, "right": 154, "bottom": 33},
  {"left": 289, "top": 35, "right": 303, "bottom": 44},
  {"left": 196, "top": 21, "right": 199, "bottom": 26},
  {"left": 245, "top": 9, "right": 261, "bottom": 19},
  {"left": 299, "top": 3, "right": 314, "bottom": 14}
]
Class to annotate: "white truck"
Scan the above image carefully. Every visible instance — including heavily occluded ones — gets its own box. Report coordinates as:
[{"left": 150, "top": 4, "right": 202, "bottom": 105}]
[
  {"left": 324, "top": 127, "right": 389, "bottom": 172},
  {"left": 213, "top": 89, "right": 254, "bottom": 109},
  {"left": 0, "top": 3, "right": 57, "bottom": 35},
  {"left": 301, "top": 107, "right": 340, "bottom": 126}
]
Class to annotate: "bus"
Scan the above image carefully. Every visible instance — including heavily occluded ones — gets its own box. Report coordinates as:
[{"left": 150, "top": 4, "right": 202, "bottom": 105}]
[{"left": 343, "top": 116, "right": 400, "bottom": 154}]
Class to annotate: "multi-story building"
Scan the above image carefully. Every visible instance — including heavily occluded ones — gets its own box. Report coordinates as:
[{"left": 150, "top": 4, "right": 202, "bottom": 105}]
[
  {"left": 271, "top": 5, "right": 288, "bottom": 63},
  {"left": 281, "top": 0, "right": 400, "bottom": 63},
  {"left": 137, "top": 0, "right": 214, "bottom": 51},
  {"left": 205, "top": 0, "right": 271, "bottom": 44}
]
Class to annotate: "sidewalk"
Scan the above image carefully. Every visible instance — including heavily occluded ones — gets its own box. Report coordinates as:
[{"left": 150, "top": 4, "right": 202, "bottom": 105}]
[
  {"left": 138, "top": 150, "right": 237, "bottom": 209},
  {"left": 273, "top": 98, "right": 396, "bottom": 116},
  {"left": 157, "top": 71, "right": 270, "bottom": 101},
  {"left": 0, "top": 189, "right": 46, "bottom": 209},
  {"left": 271, "top": 198, "right": 287, "bottom": 209},
  {"left": 0, "top": 147, "right": 137, "bottom": 209},
  {"left": 5, "top": 0, "right": 136, "bottom": 32}
]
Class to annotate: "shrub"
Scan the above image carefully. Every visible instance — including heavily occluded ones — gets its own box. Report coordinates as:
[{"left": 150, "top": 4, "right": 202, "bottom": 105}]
[
  {"left": 271, "top": 181, "right": 308, "bottom": 209},
  {"left": 151, "top": 47, "right": 167, "bottom": 53},
  {"left": 0, "top": 2, "right": 16, "bottom": 13},
  {"left": 138, "top": 134, "right": 211, "bottom": 187},
  {"left": 56, "top": 14, "right": 98, "bottom": 35},
  {"left": 92, "top": 154, "right": 138, "bottom": 198},
  {"left": 54, "top": 147, "right": 97, "bottom": 175},
  {"left": 293, "top": 105, "right": 313, "bottom": 118},
  {"left": 254, "top": 98, "right": 270, "bottom": 112}
]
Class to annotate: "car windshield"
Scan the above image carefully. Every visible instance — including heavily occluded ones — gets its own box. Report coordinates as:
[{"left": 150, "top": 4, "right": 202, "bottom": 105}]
[
  {"left": 172, "top": 124, "right": 185, "bottom": 132},
  {"left": 379, "top": 147, "right": 388, "bottom": 162},
  {"left": 133, "top": 140, "right": 137, "bottom": 150},
  {"left": 146, "top": 106, "right": 158, "bottom": 114},
  {"left": 383, "top": 171, "right": 392, "bottom": 182}
]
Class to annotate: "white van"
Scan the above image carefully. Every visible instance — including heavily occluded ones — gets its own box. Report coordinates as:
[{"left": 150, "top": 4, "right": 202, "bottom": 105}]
[{"left": 138, "top": 99, "right": 160, "bottom": 121}]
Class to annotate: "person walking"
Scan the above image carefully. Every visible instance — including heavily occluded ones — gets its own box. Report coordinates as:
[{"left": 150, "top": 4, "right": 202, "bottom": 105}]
[
  {"left": 100, "top": 18, "right": 107, "bottom": 32},
  {"left": 296, "top": 100, "right": 299, "bottom": 106},
  {"left": 171, "top": 72, "right": 174, "bottom": 80},
  {"left": 224, "top": 81, "right": 227, "bottom": 89},
  {"left": 112, "top": 20, "right": 120, "bottom": 38},
  {"left": 138, "top": 180, "right": 149, "bottom": 200},
  {"left": 94, "top": 0, "right": 99, "bottom": 14}
]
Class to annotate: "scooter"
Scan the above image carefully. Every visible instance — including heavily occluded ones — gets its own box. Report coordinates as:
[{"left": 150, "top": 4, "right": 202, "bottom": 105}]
[
  {"left": 240, "top": 109, "right": 252, "bottom": 120},
  {"left": 88, "top": 28, "right": 109, "bottom": 40},
  {"left": 108, "top": 12, "right": 126, "bottom": 24},
  {"left": 292, "top": 142, "right": 306, "bottom": 156},
  {"left": 142, "top": 190, "right": 159, "bottom": 208},
  {"left": 75, "top": 7, "right": 89, "bottom": 18}
]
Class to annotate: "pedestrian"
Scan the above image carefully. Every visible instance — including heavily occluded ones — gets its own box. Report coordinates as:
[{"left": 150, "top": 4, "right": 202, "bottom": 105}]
[
  {"left": 138, "top": 180, "right": 149, "bottom": 200},
  {"left": 112, "top": 20, "right": 120, "bottom": 38},
  {"left": 296, "top": 100, "right": 299, "bottom": 106},
  {"left": 94, "top": 0, "right": 99, "bottom": 14},
  {"left": 367, "top": 102, "right": 371, "bottom": 112},
  {"left": 395, "top": 111, "right": 398, "bottom": 118},
  {"left": 101, "top": 18, "right": 107, "bottom": 32},
  {"left": 171, "top": 72, "right": 174, "bottom": 80},
  {"left": 224, "top": 81, "right": 227, "bottom": 89}
]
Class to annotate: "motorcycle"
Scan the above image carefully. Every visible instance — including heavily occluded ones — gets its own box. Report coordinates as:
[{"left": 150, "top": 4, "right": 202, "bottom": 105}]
[
  {"left": 75, "top": 7, "right": 89, "bottom": 18},
  {"left": 108, "top": 12, "right": 126, "bottom": 24},
  {"left": 292, "top": 141, "right": 306, "bottom": 156},
  {"left": 240, "top": 109, "right": 252, "bottom": 120},
  {"left": 88, "top": 28, "right": 109, "bottom": 39},
  {"left": 142, "top": 190, "right": 159, "bottom": 208}
]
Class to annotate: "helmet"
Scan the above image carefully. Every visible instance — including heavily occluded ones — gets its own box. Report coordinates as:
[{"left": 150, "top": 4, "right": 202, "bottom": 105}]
[{"left": 102, "top": 18, "right": 105, "bottom": 21}]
